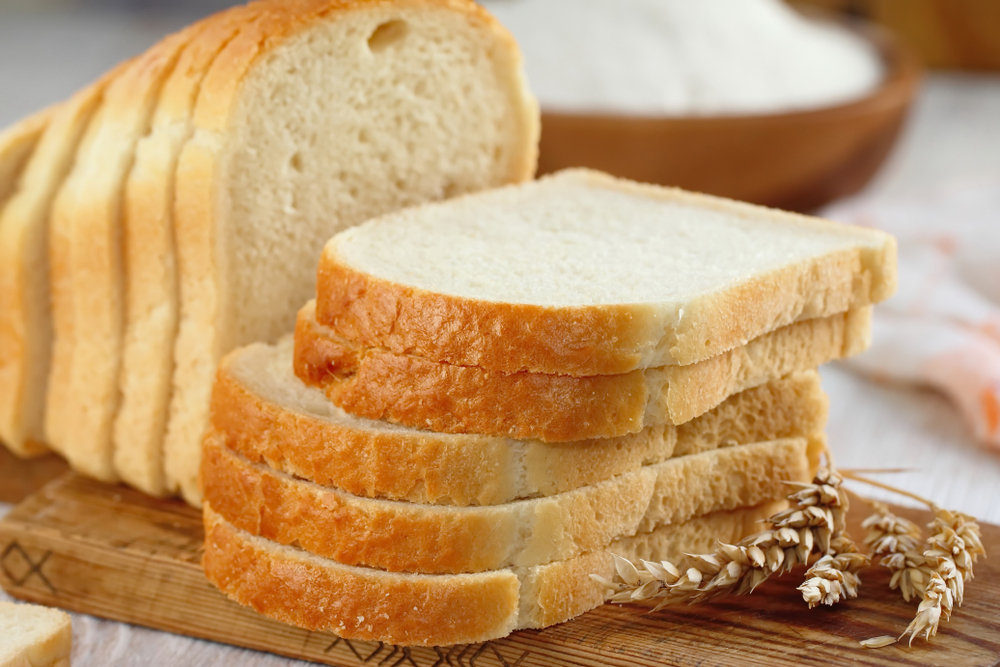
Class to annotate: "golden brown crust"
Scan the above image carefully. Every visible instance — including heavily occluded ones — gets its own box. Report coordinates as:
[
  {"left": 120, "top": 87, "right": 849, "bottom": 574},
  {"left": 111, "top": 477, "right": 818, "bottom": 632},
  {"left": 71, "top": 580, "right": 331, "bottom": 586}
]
[
  {"left": 201, "top": 433, "right": 811, "bottom": 574},
  {"left": 315, "top": 170, "right": 895, "bottom": 376},
  {"left": 203, "top": 505, "right": 520, "bottom": 647},
  {"left": 113, "top": 0, "right": 269, "bottom": 497},
  {"left": 213, "top": 338, "right": 827, "bottom": 505},
  {"left": 295, "top": 303, "right": 867, "bottom": 441},
  {"left": 46, "top": 25, "right": 202, "bottom": 483},
  {"left": 203, "top": 502, "right": 778, "bottom": 645},
  {"left": 0, "top": 106, "right": 54, "bottom": 457}
]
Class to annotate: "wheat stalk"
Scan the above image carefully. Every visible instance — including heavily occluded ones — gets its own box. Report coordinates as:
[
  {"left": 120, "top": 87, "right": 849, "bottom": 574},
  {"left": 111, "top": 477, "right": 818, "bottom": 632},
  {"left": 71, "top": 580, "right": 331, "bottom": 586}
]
[
  {"left": 854, "top": 489, "right": 986, "bottom": 646},
  {"left": 798, "top": 534, "right": 869, "bottom": 608},
  {"left": 593, "top": 466, "right": 860, "bottom": 610}
]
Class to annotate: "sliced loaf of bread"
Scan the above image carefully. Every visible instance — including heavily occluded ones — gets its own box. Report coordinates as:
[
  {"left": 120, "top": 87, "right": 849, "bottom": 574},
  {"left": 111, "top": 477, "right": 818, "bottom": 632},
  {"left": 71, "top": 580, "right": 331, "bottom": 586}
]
[
  {"left": 0, "top": 108, "right": 52, "bottom": 456},
  {"left": 46, "top": 26, "right": 204, "bottom": 482},
  {"left": 114, "top": 4, "right": 265, "bottom": 496},
  {"left": 314, "top": 168, "right": 896, "bottom": 377},
  {"left": 203, "top": 433, "right": 816, "bottom": 574},
  {"left": 295, "top": 300, "right": 867, "bottom": 440},
  {"left": 1, "top": 68, "right": 124, "bottom": 459},
  {"left": 213, "top": 338, "right": 828, "bottom": 505},
  {"left": 165, "top": 0, "right": 539, "bottom": 504},
  {"left": 204, "top": 501, "right": 778, "bottom": 647}
]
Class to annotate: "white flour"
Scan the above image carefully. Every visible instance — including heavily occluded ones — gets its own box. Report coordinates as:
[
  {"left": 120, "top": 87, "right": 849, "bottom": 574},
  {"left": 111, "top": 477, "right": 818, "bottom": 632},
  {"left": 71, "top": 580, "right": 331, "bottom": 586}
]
[{"left": 482, "top": 0, "right": 884, "bottom": 115}]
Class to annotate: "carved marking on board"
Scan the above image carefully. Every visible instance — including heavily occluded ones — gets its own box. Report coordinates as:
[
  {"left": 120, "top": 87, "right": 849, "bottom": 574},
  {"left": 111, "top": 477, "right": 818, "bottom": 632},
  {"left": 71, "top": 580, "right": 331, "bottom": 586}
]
[
  {"left": 320, "top": 637, "right": 530, "bottom": 667},
  {"left": 1, "top": 541, "right": 56, "bottom": 594}
]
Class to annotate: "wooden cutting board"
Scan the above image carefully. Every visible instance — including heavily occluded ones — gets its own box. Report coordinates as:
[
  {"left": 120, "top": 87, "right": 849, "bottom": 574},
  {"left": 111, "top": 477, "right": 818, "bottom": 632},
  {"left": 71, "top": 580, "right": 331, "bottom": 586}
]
[{"left": 2, "top": 472, "right": 999, "bottom": 667}]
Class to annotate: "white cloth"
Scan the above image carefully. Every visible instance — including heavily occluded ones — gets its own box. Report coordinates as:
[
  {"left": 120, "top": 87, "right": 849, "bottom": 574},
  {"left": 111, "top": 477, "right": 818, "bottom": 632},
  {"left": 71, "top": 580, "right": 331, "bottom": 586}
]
[{"left": 825, "top": 179, "right": 1000, "bottom": 452}]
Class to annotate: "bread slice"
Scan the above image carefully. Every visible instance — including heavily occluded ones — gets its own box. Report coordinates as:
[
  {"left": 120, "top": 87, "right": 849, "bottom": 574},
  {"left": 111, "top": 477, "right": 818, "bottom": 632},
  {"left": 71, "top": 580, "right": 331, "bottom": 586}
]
[
  {"left": 213, "top": 337, "right": 828, "bottom": 506},
  {"left": 204, "top": 501, "right": 779, "bottom": 647},
  {"left": 203, "top": 433, "right": 816, "bottom": 574},
  {"left": 0, "top": 108, "right": 52, "bottom": 456},
  {"left": 296, "top": 300, "right": 868, "bottom": 441},
  {"left": 0, "top": 601, "right": 72, "bottom": 667},
  {"left": 46, "top": 28, "right": 203, "bottom": 482},
  {"left": 1, "top": 69, "right": 125, "bottom": 460},
  {"left": 114, "top": 4, "right": 264, "bottom": 496},
  {"left": 165, "top": 0, "right": 539, "bottom": 505},
  {"left": 314, "top": 168, "right": 896, "bottom": 377},
  {"left": 0, "top": 108, "right": 51, "bottom": 210}
]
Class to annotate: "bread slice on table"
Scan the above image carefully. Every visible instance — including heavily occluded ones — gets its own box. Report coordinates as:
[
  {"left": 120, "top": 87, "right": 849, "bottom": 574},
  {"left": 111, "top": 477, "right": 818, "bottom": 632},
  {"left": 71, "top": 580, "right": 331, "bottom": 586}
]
[
  {"left": 0, "top": 601, "right": 72, "bottom": 667},
  {"left": 114, "top": 3, "right": 266, "bottom": 497},
  {"left": 295, "top": 300, "right": 867, "bottom": 441},
  {"left": 314, "top": 168, "right": 896, "bottom": 376},
  {"left": 203, "top": 432, "right": 817, "bottom": 574},
  {"left": 165, "top": 0, "right": 539, "bottom": 505},
  {"left": 204, "top": 501, "right": 779, "bottom": 647},
  {"left": 1, "top": 69, "right": 125, "bottom": 460},
  {"left": 212, "top": 337, "right": 828, "bottom": 506},
  {"left": 46, "top": 27, "right": 204, "bottom": 482},
  {"left": 0, "top": 108, "right": 52, "bottom": 456}
]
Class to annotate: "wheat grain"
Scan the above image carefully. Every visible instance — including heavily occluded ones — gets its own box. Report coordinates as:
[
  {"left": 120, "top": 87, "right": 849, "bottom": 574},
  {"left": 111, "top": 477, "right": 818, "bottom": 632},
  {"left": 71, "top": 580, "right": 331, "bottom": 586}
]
[
  {"left": 595, "top": 466, "right": 856, "bottom": 608},
  {"left": 799, "top": 535, "right": 869, "bottom": 608}
]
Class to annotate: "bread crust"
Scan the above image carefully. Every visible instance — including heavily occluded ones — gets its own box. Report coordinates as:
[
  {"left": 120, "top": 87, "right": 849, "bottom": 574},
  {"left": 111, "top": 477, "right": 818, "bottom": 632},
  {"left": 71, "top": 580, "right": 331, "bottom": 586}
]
[
  {"left": 202, "top": 434, "right": 813, "bottom": 574},
  {"left": 166, "top": 0, "right": 538, "bottom": 505},
  {"left": 212, "top": 339, "right": 827, "bottom": 505},
  {"left": 315, "top": 169, "right": 896, "bottom": 376},
  {"left": 46, "top": 25, "right": 203, "bottom": 482},
  {"left": 296, "top": 303, "right": 868, "bottom": 441},
  {"left": 0, "top": 107, "right": 54, "bottom": 456},
  {"left": 114, "top": 3, "right": 265, "bottom": 497},
  {"left": 203, "top": 502, "right": 777, "bottom": 646}
]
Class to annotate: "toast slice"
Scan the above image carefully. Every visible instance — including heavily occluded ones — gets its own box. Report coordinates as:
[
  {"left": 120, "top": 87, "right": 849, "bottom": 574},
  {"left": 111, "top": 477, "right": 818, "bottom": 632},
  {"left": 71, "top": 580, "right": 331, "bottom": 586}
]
[
  {"left": 0, "top": 601, "right": 72, "bottom": 667},
  {"left": 203, "top": 433, "right": 816, "bottom": 574},
  {"left": 0, "top": 108, "right": 52, "bottom": 456},
  {"left": 296, "top": 300, "right": 868, "bottom": 441},
  {"left": 114, "top": 4, "right": 264, "bottom": 496},
  {"left": 1, "top": 69, "right": 125, "bottom": 460},
  {"left": 213, "top": 337, "right": 828, "bottom": 506},
  {"left": 46, "top": 27, "right": 203, "bottom": 482},
  {"left": 204, "top": 501, "right": 779, "bottom": 647},
  {"left": 314, "top": 168, "right": 895, "bottom": 376},
  {"left": 165, "top": 0, "right": 539, "bottom": 505}
]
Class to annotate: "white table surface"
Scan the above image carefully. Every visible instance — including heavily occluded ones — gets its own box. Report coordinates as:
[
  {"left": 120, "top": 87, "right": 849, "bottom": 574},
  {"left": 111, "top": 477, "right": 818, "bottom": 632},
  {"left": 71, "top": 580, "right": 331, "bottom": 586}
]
[{"left": 1, "top": 9, "right": 999, "bottom": 666}]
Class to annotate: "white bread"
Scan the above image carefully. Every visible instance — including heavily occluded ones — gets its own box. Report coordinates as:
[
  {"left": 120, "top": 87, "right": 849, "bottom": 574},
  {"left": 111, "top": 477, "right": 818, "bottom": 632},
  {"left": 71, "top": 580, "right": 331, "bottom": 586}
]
[
  {"left": 203, "top": 433, "right": 817, "bottom": 574},
  {"left": 1, "top": 70, "right": 123, "bottom": 460},
  {"left": 296, "top": 300, "right": 868, "bottom": 440},
  {"left": 0, "top": 108, "right": 52, "bottom": 456},
  {"left": 213, "top": 337, "right": 828, "bottom": 505},
  {"left": 114, "top": 4, "right": 265, "bottom": 496},
  {"left": 315, "top": 168, "right": 896, "bottom": 376},
  {"left": 0, "top": 601, "right": 72, "bottom": 667},
  {"left": 165, "top": 0, "right": 539, "bottom": 505},
  {"left": 46, "top": 28, "right": 202, "bottom": 482},
  {"left": 204, "top": 501, "right": 779, "bottom": 647}
]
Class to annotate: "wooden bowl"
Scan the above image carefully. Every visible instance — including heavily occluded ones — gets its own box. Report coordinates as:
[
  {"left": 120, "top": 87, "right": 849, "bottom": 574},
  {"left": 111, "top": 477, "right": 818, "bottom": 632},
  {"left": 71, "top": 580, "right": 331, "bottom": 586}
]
[{"left": 537, "top": 21, "right": 921, "bottom": 212}]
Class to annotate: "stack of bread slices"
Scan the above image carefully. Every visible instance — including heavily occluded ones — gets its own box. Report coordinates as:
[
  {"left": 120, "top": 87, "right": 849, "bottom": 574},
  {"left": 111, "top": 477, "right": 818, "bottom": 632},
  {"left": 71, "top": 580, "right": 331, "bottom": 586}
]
[
  {"left": 0, "top": 0, "right": 539, "bottom": 506},
  {"left": 201, "top": 169, "right": 897, "bottom": 646}
]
